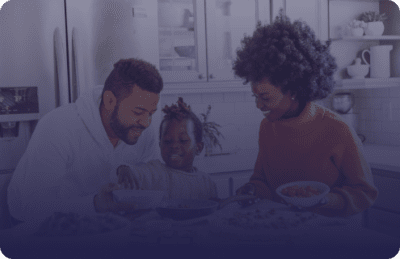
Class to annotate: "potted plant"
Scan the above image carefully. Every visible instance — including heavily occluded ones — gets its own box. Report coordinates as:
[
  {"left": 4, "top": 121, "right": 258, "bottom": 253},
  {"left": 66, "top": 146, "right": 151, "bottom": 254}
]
[
  {"left": 358, "top": 11, "right": 388, "bottom": 36},
  {"left": 347, "top": 20, "right": 367, "bottom": 37},
  {"left": 200, "top": 105, "right": 224, "bottom": 156}
]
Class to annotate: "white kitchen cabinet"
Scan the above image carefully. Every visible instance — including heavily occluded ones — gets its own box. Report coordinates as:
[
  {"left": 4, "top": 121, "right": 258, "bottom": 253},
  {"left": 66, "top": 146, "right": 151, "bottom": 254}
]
[
  {"left": 271, "top": 0, "right": 328, "bottom": 41},
  {"left": 205, "top": 0, "right": 258, "bottom": 81},
  {"left": 157, "top": 0, "right": 266, "bottom": 84},
  {"left": 157, "top": 0, "right": 207, "bottom": 83},
  {"left": 285, "top": 0, "right": 329, "bottom": 41},
  {"left": 365, "top": 168, "right": 400, "bottom": 238}
]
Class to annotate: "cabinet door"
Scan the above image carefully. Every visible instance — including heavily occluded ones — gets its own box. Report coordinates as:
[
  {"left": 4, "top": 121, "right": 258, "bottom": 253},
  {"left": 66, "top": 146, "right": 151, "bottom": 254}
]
[
  {"left": 367, "top": 208, "right": 400, "bottom": 238},
  {"left": 205, "top": 0, "right": 258, "bottom": 81},
  {"left": 157, "top": 0, "right": 207, "bottom": 83},
  {"left": 372, "top": 174, "right": 400, "bottom": 213},
  {"left": 257, "top": 0, "right": 271, "bottom": 26},
  {"left": 285, "top": 0, "right": 328, "bottom": 41},
  {"left": 271, "top": 0, "right": 284, "bottom": 20}
]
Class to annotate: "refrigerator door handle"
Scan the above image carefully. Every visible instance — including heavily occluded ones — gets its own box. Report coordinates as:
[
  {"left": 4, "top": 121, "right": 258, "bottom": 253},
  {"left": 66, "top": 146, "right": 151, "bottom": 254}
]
[
  {"left": 54, "top": 27, "right": 69, "bottom": 107},
  {"left": 71, "top": 27, "right": 80, "bottom": 103}
]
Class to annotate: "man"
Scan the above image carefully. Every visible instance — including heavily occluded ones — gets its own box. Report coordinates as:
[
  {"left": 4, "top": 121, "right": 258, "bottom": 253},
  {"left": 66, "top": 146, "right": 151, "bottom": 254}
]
[{"left": 7, "top": 58, "right": 163, "bottom": 222}]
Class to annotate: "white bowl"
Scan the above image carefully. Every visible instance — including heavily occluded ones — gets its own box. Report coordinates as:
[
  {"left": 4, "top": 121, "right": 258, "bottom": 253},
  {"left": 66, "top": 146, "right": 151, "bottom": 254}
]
[
  {"left": 113, "top": 190, "right": 166, "bottom": 209},
  {"left": 347, "top": 65, "right": 369, "bottom": 79},
  {"left": 276, "top": 181, "right": 330, "bottom": 208}
]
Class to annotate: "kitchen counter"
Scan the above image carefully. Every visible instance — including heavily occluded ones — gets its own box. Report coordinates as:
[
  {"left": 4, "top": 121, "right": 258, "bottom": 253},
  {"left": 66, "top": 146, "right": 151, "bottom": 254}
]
[
  {"left": 195, "top": 144, "right": 400, "bottom": 175},
  {"left": 363, "top": 144, "right": 400, "bottom": 173},
  {"left": 2, "top": 144, "right": 399, "bottom": 176},
  {"left": 194, "top": 149, "right": 258, "bottom": 174}
]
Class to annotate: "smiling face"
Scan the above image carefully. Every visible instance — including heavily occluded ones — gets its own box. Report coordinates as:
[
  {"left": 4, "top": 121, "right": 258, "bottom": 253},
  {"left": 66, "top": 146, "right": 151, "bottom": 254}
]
[
  {"left": 251, "top": 77, "right": 298, "bottom": 122},
  {"left": 109, "top": 85, "right": 159, "bottom": 145},
  {"left": 160, "top": 118, "right": 202, "bottom": 173}
]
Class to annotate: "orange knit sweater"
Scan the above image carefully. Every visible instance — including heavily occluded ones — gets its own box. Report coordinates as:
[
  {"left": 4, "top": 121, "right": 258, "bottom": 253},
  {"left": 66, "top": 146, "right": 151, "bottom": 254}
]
[{"left": 250, "top": 102, "right": 378, "bottom": 217}]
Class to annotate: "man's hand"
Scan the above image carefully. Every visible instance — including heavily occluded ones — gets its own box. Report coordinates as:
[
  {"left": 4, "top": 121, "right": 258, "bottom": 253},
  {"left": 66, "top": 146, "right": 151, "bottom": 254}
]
[
  {"left": 117, "top": 165, "right": 137, "bottom": 190},
  {"left": 94, "top": 183, "right": 136, "bottom": 213}
]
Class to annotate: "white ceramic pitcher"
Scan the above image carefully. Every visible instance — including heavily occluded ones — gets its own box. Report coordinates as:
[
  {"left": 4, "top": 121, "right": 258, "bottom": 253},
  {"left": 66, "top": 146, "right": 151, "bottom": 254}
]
[{"left": 361, "top": 45, "right": 393, "bottom": 78}]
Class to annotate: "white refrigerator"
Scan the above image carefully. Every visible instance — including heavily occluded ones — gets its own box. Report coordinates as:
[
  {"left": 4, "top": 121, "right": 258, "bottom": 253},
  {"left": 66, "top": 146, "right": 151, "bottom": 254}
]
[{"left": 0, "top": 0, "right": 161, "bottom": 171}]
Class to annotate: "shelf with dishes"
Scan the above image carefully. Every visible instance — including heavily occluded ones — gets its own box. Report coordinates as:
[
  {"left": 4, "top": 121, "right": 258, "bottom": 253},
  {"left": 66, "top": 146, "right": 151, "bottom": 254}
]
[
  {"left": 335, "top": 78, "right": 400, "bottom": 89},
  {"left": 159, "top": 27, "right": 196, "bottom": 72}
]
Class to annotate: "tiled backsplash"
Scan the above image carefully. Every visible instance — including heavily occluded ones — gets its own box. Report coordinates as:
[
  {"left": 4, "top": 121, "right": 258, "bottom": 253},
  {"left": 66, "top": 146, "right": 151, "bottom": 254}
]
[{"left": 353, "top": 86, "right": 400, "bottom": 146}]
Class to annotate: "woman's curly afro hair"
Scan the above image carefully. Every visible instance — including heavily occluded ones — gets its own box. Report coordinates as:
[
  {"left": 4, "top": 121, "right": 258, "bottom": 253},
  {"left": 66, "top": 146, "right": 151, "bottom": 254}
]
[{"left": 233, "top": 12, "right": 337, "bottom": 103}]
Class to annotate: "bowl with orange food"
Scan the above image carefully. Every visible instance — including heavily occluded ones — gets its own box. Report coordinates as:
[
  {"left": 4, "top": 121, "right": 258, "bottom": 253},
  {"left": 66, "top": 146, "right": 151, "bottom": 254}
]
[{"left": 276, "top": 181, "right": 330, "bottom": 208}]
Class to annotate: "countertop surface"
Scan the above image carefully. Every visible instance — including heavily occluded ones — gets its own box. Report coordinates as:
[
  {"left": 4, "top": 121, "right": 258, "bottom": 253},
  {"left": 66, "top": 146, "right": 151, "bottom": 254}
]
[
  {"left": 362, "top": 144, "right": 400, "bottom": 173},
  {"left": 195, "top": 144, "right": 400, "bottom": 175},
  {"left": 2, "top": 144, "right": 400, "bottom": 176}
]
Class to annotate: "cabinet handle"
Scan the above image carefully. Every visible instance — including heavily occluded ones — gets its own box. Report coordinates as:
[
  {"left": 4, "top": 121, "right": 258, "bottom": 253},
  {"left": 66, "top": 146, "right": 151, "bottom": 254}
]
[
  {"left": 198, "top": 74, "right": 203, "bottom": 79},
  {"left": 209, "top": 74, "right": 214, "bottom": 79}
]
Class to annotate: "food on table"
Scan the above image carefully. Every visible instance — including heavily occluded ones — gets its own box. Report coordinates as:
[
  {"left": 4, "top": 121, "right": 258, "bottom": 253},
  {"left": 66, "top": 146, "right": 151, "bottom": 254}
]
[
  {"left": 34, "top": 212, "right": 128, "bottom": 237},
  {"left": 221, "top": 208, "right": 316, "bottom": 230},
  {"left": 281, "top": 185, "right": 321, "bottom": 198},
  {"left": 166, "top": 204, "right": 191, "bottom": 209}
]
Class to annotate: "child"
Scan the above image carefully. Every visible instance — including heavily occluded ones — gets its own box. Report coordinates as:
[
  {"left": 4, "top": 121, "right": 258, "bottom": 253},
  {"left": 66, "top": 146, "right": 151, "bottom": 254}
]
[{"left": 114, "top": 97, "right": 218, "bottom": 200}]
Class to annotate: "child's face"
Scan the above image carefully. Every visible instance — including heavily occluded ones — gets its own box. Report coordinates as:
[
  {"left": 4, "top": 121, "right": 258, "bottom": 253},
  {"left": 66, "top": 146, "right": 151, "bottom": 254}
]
[{"left": 160, "top": 119, "right": 202, "bottom": 173}]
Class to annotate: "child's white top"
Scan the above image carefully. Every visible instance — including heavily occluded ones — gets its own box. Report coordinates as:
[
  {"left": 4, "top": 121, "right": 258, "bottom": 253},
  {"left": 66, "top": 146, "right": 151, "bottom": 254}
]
[{"left": 113, "top": 160, "right": 218, "bottom": 200}]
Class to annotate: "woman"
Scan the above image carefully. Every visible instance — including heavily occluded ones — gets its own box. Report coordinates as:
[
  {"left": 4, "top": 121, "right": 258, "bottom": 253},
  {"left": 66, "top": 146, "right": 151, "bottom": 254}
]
[{"left": 234, "top": 13, "right": 377, "bottom": 217}]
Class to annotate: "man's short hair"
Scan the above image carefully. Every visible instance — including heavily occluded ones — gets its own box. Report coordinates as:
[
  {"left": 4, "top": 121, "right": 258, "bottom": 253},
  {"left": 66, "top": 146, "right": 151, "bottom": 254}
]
[{"left": 102, "top": 58, "right": 163, "bottom": 103}]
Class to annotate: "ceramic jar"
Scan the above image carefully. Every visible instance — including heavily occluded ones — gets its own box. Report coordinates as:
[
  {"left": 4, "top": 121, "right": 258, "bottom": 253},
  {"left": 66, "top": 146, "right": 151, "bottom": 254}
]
[
  {"left": 351, "top": 28, "right": 364, "bottom": 37},
  {"left": 364, "top": 21, "right": 384, "bottom": 36}
]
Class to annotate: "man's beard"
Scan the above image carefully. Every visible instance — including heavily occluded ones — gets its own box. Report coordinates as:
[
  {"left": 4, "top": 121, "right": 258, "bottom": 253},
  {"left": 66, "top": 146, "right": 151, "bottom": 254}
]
[{"left": 110, "top": 106, "right": 145, "bottom": 145}]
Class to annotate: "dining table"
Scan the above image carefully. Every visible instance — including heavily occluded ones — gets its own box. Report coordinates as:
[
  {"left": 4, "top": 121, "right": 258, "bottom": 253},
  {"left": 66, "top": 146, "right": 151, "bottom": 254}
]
[{"left": 0, "top": 199, "right": 399, "bottom": 259}]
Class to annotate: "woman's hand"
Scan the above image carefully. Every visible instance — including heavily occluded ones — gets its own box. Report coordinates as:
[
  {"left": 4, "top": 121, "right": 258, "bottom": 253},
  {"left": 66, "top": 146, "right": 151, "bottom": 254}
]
[
  {"left": 116, "top": 165, "right": 136, "bottom": 190},
  {"left": 235, "top": 183, "right": 259, "bottom": 207},
  {"left": 236, "top": 183, "right": 256, "bottom": 196},
  {"left": 282, "top": 196, "right": 329, "bottom": 212}
]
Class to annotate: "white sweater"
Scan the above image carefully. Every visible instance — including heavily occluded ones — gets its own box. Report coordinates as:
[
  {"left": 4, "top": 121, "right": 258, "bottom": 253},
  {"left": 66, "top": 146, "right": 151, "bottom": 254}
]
[
  {"left": 111, "top": 160, "right": 218, "bottom": 200},
  {"left": 7, "top": 85, "right": 159, "bottom": 221}
]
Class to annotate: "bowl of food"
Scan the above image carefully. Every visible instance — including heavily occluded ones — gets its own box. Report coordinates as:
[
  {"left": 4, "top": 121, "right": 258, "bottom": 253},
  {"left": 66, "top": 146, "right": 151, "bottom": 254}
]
[
  {"left": 276, "top": 181, "right": 330, "bottom": 208},
  {"left": 113, "top": 190, "right": 165, "bottom": 210},
  {"left": 156, "top": 199, "right": 219, "bottom": 220}
]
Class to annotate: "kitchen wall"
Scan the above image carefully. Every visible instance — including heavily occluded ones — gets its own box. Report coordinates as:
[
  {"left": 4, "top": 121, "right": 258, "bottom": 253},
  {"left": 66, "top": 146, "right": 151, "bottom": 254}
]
[
  {"left": 354, "top": 87, "right": 400, "bottom": 146},
  {"left": 353, "top": 0, "right": 400, "bottom": 147}
]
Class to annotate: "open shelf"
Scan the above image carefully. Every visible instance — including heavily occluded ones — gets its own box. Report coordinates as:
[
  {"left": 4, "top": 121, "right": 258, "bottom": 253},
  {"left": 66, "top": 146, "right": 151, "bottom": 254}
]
[
  {"left": 335, "top": 78, "right": 400, "bottom": 89},
  {"left": 331, "top": 35, "right": 400, "bottom": 41},
  {"left": 0, "top": 113, "right": 39, "bottom": 123}
]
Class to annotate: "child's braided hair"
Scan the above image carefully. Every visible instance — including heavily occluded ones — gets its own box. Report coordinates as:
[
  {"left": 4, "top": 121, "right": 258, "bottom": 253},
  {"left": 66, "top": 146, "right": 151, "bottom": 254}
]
[{"left": 159, "top": 97, "right": 203, "bottom": 143}]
